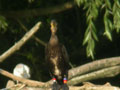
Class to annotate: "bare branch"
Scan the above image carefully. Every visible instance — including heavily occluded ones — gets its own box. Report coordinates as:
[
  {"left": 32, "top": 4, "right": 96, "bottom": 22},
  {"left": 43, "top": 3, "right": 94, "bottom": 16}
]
[
  {"left": 0, "top": 68, "right": 53, "bottom": 88},
  {"left": 0, "top": 22, "right": 42, "bottom": 63},
  {"left": 46, "top": 56, "right": 120, "bottom": 85},
  {"left": 69, "top": 56, "right": 120, "bottom": 79},
  {"left": 68, "top": 65, "right": 120, "bottom": 85},
  {"left": 1, "top": 57, "right": 120, "bottom": 87},
  {"left": 0, "top": 1, "right": 74, "bottom": 18},
  {"left": 5, "top": 81, "right": 120, "bottom": 90},
  {"left": 0, "top": 69, "right": 45, "bottom": 87},
  {"left": 16, "top": 19, "right": 46, "bottom": 46}
]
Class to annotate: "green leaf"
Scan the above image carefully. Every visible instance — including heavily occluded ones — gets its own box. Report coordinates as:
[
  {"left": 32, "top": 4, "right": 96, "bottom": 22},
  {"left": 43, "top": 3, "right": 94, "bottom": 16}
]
[
  {"left": 95, "top": 0, "right": 102, "bottom": 8},
  {"left": 86, "top": 39, "right": 95, "bottom": 59},
  {"left": 75, "top": 0, "right": 87, "bottom": 7},
  {"left": 92, "top": 29, "right": 98, "bottom": 41},
  {"left": 83, "top": 19, "right": 97, "bottom": 59},
  {"left": 104, "top": 9, "right": 113, "bottom": 41},
  {"left": 89, "top": 48, "right": 94, "bottom": 59},
  {"left": 105, "top": 0, "right": 112, "bottom": 9},
  {"left": 108, "top": 19, "right": 113, "bottom": 30},
  {"left": 83, "top": 31, "right": 91, "bottom": 45},
  {"left": 91, "top": 4, "right": 98, "bottom": 19},
  {"left": 0, "top": 16, "right": 8, "bottom": 33},
  {"left": 113, "top": 0, "right": 120, "bottom": 33},
  {"left": 104, "top": 29, "right": 112, "bottom": 41},
  {"left": 75, "top": 0, "right": 81, "bottom": 6}
]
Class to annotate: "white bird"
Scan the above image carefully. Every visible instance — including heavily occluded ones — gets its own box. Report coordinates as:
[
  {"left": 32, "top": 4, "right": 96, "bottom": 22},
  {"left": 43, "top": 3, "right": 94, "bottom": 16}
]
[{"left": 13, "top": 63, "right": 30, "bottom": 79}]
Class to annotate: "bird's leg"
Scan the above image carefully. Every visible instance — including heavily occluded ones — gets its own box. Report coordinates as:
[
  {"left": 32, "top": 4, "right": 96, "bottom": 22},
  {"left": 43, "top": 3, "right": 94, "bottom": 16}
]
[
  {"left": 52, "top": 78, "right": 61, "bottom": 90},
  {"left": 62, "top": 75, "right": 69, "bottom": 90},
  {"left": 63, "top": 75, "right": 67, "bottom": 84},
  {"left": 51, "top": 76, "right": 61, "bottom": 90},
  {"left": 52, "top": 77, "right": 57, "bottom": 82}
]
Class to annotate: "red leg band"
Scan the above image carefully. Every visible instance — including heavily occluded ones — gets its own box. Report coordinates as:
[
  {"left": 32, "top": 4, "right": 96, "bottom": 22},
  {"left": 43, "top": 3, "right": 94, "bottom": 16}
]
[
  {"left": 52, "top": 78, "right": 56, "bottom": 82},
  {"left": 63, "top": 78, "right": 67, "bottom": 84}
]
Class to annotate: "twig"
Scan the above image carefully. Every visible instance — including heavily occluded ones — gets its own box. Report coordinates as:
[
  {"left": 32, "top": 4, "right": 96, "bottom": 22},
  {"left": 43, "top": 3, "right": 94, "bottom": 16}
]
[
  {"left": 0, "top": 22, "right": 42, "bottom": 63},
  {"left": 16, "top": 19, "right": 46, "bottom": 46},
  {"left": 17, "top": 84, "right": 26, "bottom": 90}
]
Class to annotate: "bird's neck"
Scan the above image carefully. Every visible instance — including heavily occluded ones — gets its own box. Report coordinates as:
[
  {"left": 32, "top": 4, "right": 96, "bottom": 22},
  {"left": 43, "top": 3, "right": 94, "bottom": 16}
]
[{"left": 49, "top": 34, "right": 59, "bottom": 46}]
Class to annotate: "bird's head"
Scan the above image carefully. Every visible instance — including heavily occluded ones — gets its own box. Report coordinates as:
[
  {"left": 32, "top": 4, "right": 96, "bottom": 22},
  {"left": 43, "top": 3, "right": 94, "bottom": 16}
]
[{"left": 50, "top": 20, "right": 57, "bottom": 34}]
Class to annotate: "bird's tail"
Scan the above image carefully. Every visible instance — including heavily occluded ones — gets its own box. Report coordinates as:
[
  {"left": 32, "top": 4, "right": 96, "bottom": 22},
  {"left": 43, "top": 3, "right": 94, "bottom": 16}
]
[
  {"left": 61, "top": 84, "right": 69, "bottom": 90},
  {"left": 52, "top": 82, "right": 69, "bottom": 90}
]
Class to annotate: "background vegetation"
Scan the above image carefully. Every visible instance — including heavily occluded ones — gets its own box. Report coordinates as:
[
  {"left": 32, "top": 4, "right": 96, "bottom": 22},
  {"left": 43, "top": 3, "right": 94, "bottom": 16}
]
[{"left": 0, "top": 0, "right": 120, "bottom": 88}]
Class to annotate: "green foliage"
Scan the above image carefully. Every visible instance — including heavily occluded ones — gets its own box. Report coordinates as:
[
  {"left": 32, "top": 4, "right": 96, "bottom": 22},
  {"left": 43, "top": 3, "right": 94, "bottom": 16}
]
[
  {"left": 103, "top": 9, "right": 113, "bottom": 41},
  {"left": 83, "top": 20, "right": 98, "bottom": 59},
  {"left": 0, "top": 16, "right": 8, "bottom": 33},
  {"left": 113, "top": 0, "right": 120, "bottom": 33},
  {"left": 104, "top": 0, "right": 112, "bottom": 9},
  {"left": 103, "top": 0, "right": 113, "bottom": 41},
  {"left": 76, "top": 0, "right": 120, "bottom": 59},
  {"left": 82, "top": 0, "right": 100, "bottom": 59},
  {"left": 75, "top": 0, "right": 87, "bottom": 6}
]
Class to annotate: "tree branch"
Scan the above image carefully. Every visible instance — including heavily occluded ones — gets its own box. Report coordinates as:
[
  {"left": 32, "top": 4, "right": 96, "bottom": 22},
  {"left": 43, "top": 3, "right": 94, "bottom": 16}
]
[
  {"left": 68, "top": 65, "right": 120, "bottom": 85},
  {"left": 0, "top": 22, "right": 42, "bottom": 62},
  {"left": 69, "top": 56, "right": 120, "bottom": 79},
  {"left": 16, "top": 19, "right": 46, "bottom": 46},
  {"left": 1, "top": 57, "right": 120, "bottom": 87},
  {"left": 1, "top": 69, "right": 120, "bottom": 90},
  {"left": 46, "top": 56, "right": 120, "bottom": 85},
  {"left": 5, "top": 82, "right": 120, "bottom": 90},
  {"left": 0, "top": 1, "right": 74, "bottom": 18},
  {"left": 0, "top": 69, "right": 45, "bottom": 87}
]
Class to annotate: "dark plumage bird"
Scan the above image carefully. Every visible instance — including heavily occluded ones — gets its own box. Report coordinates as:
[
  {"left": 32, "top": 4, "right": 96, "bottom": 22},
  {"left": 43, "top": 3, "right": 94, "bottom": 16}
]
[{"left": 45, "top": 20, "right": 70, "bottom": 90}]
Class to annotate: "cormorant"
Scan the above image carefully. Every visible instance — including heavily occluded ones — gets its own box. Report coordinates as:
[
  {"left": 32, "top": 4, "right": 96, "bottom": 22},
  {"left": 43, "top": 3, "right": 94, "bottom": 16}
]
[{"left": 45, "top": 20, "right": 70, "bottom": 90}]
